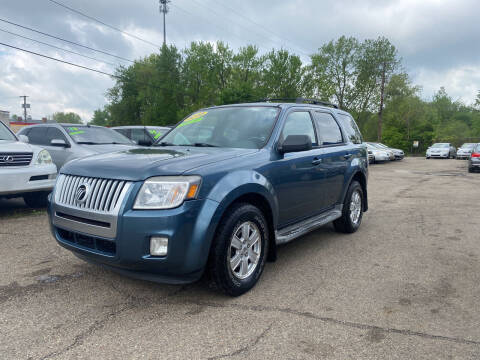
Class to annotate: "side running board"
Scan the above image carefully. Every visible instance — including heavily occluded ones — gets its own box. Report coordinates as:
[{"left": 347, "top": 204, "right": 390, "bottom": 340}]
[{"left": 275, "top": 206, "right": 342, "bottom": 245}]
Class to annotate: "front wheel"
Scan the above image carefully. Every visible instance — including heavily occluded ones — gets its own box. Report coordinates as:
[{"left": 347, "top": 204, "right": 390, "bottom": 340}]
[
  {"left": 23, "top": 191, "right": 49, "bottom": 208},
  {"left": 334, "top": 181, "right": 364, "bottom": 234},
  {"left": 208, "top": 203, "right": 269, "bottom": 296}
]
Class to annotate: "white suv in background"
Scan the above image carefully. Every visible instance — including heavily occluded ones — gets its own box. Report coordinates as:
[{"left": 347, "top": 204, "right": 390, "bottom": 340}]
[{"left": 0, "top": 122, "right": 57, "bottom": 207}]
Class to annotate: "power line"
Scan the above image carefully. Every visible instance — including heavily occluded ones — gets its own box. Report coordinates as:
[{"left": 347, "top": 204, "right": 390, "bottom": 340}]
[
  {"left": 185, "top": 0, "right": 311, "bottom": 57},
  {"left": 0, "top": 27, "right": 118, "bottom": 67},
  {"left": 0, "top": 41, "right": 116, "bottom": 77},
  {"left": 0, "top": 18, "right": 134, "bottom": 63},
  {"left": 208, "top": 0, "right": 311, "bottom": 56},
  {"left": 0, "top": 41, "right": 174, "bottom": 90},
  {"left": 46, "top": 0, "right": 161, "bottom": 48}
]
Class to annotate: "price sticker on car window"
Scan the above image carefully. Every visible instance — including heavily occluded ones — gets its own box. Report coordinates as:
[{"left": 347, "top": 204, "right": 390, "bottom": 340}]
[
  {"left": 67, "top": 127, "right": 85, "bottom": 135},
  {"left": 178, "top": 111, "right": 208, "bottom": 128}
]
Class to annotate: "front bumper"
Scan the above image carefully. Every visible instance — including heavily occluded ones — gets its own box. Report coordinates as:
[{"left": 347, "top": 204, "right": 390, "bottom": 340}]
[
  {"left": 49, "top": 190, "right": 221, "bottom": 284},
  {"left": 374, "top": 154, "right": 390, "bottom": 161},
  {"left": 469, "top": 158, "right": 480, "bottom": 168},
  {"left": 427, "top": 153, "right": 448, "bottom": 158},
  {"left": 0, "top": 164, "right": 57, "bottom": 195}
]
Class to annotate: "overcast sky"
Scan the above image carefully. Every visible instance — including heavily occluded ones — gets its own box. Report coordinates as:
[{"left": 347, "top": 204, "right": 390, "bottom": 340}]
[{"left": 1, "top": 0, "right": 479, "bottom": 122}]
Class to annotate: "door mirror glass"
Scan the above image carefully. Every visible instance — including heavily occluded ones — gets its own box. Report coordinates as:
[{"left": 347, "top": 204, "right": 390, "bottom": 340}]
[
  {"left": 279, "top": 135, "right": 312, "bottom": 154},
  {"left": 50, "top": 139, "right": 69, "bottom": 147}
]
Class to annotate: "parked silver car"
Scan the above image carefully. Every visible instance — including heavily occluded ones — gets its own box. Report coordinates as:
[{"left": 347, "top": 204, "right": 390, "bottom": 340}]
[
  {"left": 426, "top": 143, "right": 456, "bottom": 159},
  {"left": 112, "top": 125, "right": 171, "bottom": 146},
  {"left": 367, "top": 142, "right": 394, "bottom": 161},
  {"left": 0, "top": 121, "right": 57, "bottom": 207},
  {"left": 457, "top": 143, "right": 476, "bottom": 160},
  {"left": 366, "top": 143, "right": 390, "bottom": 163},
  {"left": 18, "top": 124, "right": 137, "bottom": 170},
  {"left": 372, "top": 142, "right": 404, "bottom": 160}
]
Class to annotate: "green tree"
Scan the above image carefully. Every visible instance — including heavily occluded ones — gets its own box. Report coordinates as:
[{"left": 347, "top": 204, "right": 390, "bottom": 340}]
[
  {"left": 52, "top": 112, "right": 82, "bottom": 124},
  {"left": 261, "top": 49, "right": 304, "bottom": 98},
  {"left": 89, "top": 107, "right": 110, "bottom": 126}
]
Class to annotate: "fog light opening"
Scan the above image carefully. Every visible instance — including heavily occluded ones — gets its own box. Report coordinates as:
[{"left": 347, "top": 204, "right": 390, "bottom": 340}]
[{"left": 150, "top": 237, "right": 168, "bottom": 256}]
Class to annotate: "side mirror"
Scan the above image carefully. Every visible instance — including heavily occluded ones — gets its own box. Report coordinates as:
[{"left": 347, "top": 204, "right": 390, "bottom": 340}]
[
  {"left": 51, "top": 139, "right": 70, "bottom": 148},
  {"left": 278, "top": 135, "right": 312, "bottom": 154},
  {"left": 137, "top": 139, "right": 153, "bottom": 146},
  {"left": 18, "top": 134, "right": 29, "bottom": 143}
]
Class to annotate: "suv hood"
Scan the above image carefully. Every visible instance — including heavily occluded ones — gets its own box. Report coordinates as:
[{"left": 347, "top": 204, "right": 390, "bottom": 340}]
[
  {"left": 81, "top": 143, "right": 137, "bottom": 154},
  {"left": 0, "top": 139, "right": 40, "bottom": 153},
  {"left": 61, "top": 147, "right": 257, "bottom": 181}
]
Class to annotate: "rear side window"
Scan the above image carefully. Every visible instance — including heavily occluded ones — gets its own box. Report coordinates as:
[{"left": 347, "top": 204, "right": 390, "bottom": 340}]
[
  {"left": 27, "top": 127, "right": 48, "bottom": 145},
  {"left": 313, "top": 112, "right": 343, "bottom": 145},
  {"left": 131, "top": 129, "right": 149, "bottom": 144},
  {"left": 114, "top": 128, "right": 129, "bottom": 138},
  {"left": 337, "top": 113, "right": 362, "bottom": 144},
  {"left": 281, "top": 111, "right": 317, "bottom": 146}
]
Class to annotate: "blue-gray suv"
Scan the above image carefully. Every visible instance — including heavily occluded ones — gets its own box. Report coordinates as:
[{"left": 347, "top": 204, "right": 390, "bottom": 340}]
[{"left": 48, "top": 99, "right": 368, "bottom": 296}]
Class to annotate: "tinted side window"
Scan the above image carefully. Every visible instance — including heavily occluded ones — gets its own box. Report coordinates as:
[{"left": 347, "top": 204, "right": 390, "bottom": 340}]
[
  {"left": 313, "top": 112, "right": 343, "bottom": 145},
  {"left": 20, "top": 128, "right": 30, "bottom": 136},
  {"left": 131, "top": 129, "right": 148, "bottom": 143},
  {"left": 27, "top": 127, "right": 48, "bottom": 145},
  {"left": 337, "top": 114, "right": 362, "bottom": 144},
  {"left": 281, "top": 111, "right": 317, "bottom": 146},
  {"left": 46, "top": 127, "right": 68, "bottom": 144},
  {"left": 114, "top": 129, "right": 129, "bottom": 138}
]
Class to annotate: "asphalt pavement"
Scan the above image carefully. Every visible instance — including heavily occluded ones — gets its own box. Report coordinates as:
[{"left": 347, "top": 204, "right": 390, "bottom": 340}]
[{"left": 1, "top": 157, "right": 480, "bottom": 359}]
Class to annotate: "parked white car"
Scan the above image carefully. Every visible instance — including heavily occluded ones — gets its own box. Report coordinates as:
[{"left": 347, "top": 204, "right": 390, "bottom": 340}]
[
  {"left": 0, "top": 121, "right": 57, "bottom": 207},
  {"left": 366, "top": 143, "right": 390, "bottom": 163}
]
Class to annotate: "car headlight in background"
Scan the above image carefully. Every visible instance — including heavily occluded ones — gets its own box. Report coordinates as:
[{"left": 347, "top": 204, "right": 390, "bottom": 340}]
[
  {"left": 134, "top": 176, "right": 201, "bottom": 209},
  {"left": 35, "top": 149, "right": 53, "bottom": 165}
]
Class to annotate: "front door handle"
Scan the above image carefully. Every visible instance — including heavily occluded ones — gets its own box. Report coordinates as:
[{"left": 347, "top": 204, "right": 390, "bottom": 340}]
[
  {"left": 312, "top": 157, "right": 322, "bottom": 165},
  {"left": 343, "top": 153, "right": 353, "bottom": 160}
]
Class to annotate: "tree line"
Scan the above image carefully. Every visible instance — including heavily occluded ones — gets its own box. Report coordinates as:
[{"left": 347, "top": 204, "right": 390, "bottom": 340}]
[{"left": 89, "top": 36, "right": 480, "bottom": 153}]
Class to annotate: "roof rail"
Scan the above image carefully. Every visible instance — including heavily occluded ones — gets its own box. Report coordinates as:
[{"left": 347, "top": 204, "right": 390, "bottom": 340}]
[{"left": 255, "top": 97, "right": 339, "bottom": 109}]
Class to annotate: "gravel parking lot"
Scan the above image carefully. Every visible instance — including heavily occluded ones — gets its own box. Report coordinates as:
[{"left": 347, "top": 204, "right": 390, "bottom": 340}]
[{"left": 1, "top": 157, "right": 480, "bottom": 360}]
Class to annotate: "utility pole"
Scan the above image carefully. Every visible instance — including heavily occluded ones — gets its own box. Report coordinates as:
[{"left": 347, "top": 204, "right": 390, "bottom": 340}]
[
  {"left": 159, "top": 0, "right": 171, "bottom": 46},
  {"left": 19, "top": 95, "right": 29, "bottom": 122}
]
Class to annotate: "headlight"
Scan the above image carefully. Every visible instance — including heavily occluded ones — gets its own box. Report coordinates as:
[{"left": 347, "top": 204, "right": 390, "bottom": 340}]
[
  {"left": 134, "top": 176, "right": 201, "bottom": 209},
  {"left": 35, "top": 149, "right": 53, "bottom": 165}
]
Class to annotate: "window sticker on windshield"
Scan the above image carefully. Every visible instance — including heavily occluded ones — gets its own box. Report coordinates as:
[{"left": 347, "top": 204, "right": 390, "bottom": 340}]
[
  {"left": 149, "top": 129, "right": 163, "bottom": 139},
  {"left": 66, "top": 127, "right": 85, "bottom": 135},
  {"left": 178, "top": 111, "right": 208, "bottom": 128}
]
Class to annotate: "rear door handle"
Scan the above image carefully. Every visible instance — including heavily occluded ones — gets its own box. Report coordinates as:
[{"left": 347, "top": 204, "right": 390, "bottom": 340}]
[
  {"left": 343, "top": 153, "right": 353, "bottom": 160},
  {"left": 312, "top": 157, "right": 322, "bottom": 165}
]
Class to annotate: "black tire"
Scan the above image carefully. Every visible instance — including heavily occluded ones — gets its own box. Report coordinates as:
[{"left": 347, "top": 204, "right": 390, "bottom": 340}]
[
  {"left": 208, "top": 203, "right": 269, "bottom": 296},
  {"left": 334, "top": 181, "right": 364, "bottom": 234},
  {"left": 468, "top": 167, "right": 473, "bottom": 173},
  {"left": 23, "top": 191, "right": 49, "bottom": 208}
]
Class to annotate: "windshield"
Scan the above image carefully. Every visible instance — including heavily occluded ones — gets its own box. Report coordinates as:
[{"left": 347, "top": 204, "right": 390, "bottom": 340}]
[
  {"left": 368, "top": 143, "right": 386, "bottom": 149},
  {"left": 63, "top": 126, "right": 133, "bottom": 144},
  {"left": 0, "top": 122, "right": 17, "bottom": 141},
  {"left": 460, "top": 143, "right": 475, "bottom": 150},
  {"left": 159, "top": 106, "right": 279, "bottom": 149},
  {"left": 431, "top": 143, "right": 449, "bottom": 148}
]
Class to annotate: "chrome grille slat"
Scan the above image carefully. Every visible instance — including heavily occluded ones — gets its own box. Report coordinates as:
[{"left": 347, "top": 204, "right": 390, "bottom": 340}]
[
  {"left": 0, "top": 152, "right": 33, "bottom": 167},
  {"left": 54, "top": 174, "right": 131, "bottom": 215}
]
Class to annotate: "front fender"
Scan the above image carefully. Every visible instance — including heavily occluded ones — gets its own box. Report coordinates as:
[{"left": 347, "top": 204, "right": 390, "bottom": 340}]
[{"left": 206, "top": 170, "right": 279, "bottom": 231}]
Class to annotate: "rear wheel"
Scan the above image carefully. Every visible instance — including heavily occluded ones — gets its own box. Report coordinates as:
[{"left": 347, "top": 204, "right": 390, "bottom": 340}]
[
  {"left": 469, "top": 167, "right": 474, "bottom": 173},
  {"left": 23, "top": 191, "right": 49, "bottom": 208},
  {"left": 208, "top": 203, "right": 268, "bottom": 296},
  {"left": 334, "top": 181, "right": 364, "bottom": 234}
]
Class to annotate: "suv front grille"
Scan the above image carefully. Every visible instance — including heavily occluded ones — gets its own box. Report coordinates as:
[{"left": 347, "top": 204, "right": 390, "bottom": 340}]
[
  {"left": 0, "top": 152, "right": 33, "bottom": 166},
  {"left": 55, "top": 174, "right": 132, "bottom": 213},
  {"left": 57, "top": 228, "right": 116, "bottom": 256}
]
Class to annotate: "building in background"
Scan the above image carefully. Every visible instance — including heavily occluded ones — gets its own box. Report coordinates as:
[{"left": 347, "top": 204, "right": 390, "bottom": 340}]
[
  {"left": 0, "top": 110, "right": 10, "bottom": 128},
  {"left": 9, "top": 117, "right": 54, "bottom": 133}
]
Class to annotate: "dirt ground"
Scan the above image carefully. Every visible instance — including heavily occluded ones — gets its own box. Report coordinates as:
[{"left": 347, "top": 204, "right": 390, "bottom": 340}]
[{"left": 1, "top": 157, "right": 479, "bottom": 359}]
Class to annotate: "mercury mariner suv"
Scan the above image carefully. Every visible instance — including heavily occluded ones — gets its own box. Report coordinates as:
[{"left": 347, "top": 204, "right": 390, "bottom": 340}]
[{"left": 48, "top": 99, "right": 368, "bottom": 296}]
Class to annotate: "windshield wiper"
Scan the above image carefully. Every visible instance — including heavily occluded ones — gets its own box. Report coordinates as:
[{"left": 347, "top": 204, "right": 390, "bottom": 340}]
[
  {"left": 76, "top": 141, "right": 100, "bottom": 145},
  {"left": 192, "top": 143, "right": 218, "bottom": 147},
  {"left": 157, "top": 141, "right": 175, "bottom": 146}
]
